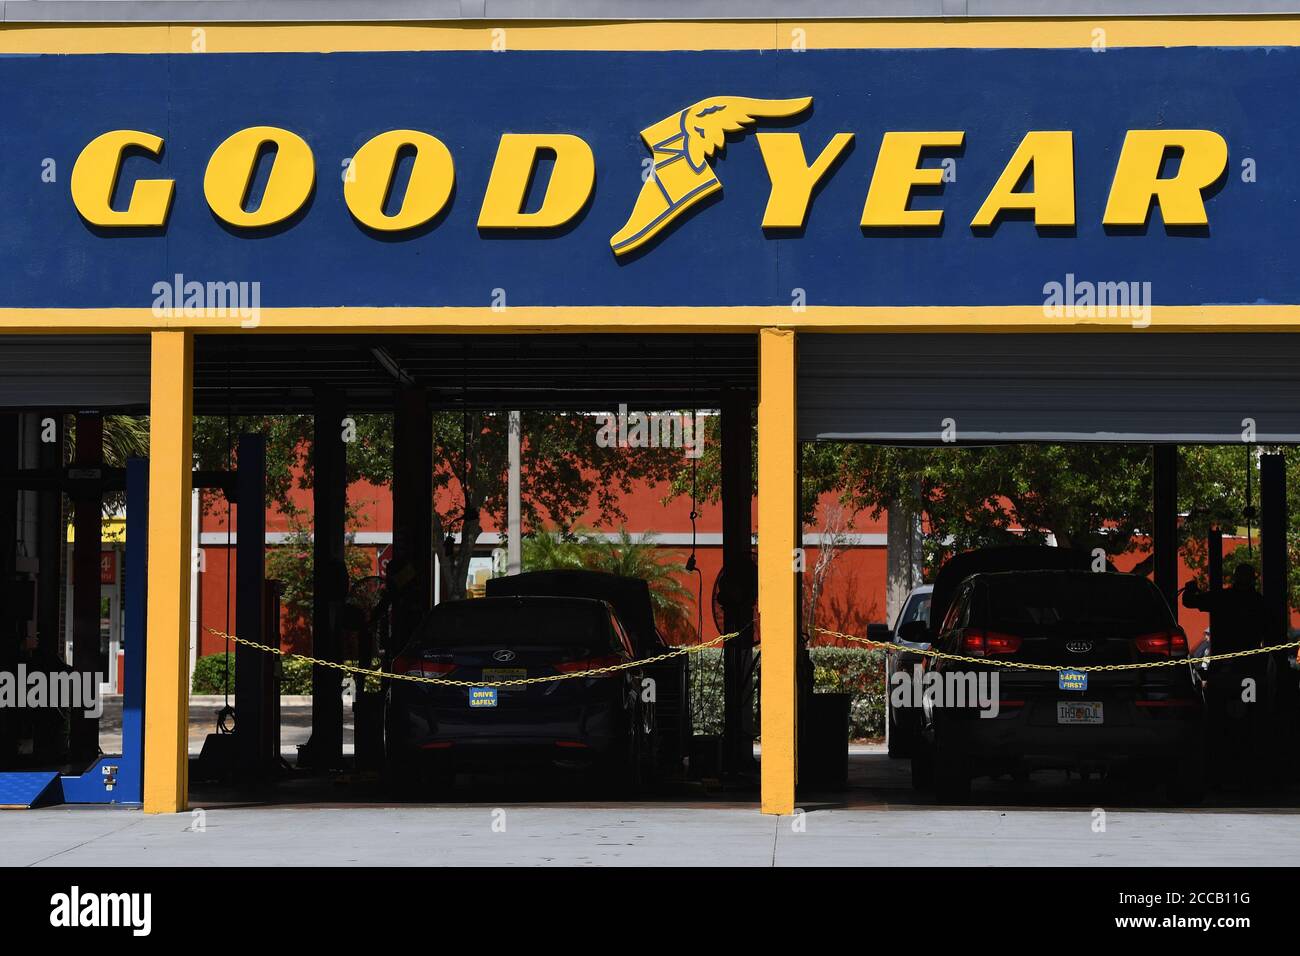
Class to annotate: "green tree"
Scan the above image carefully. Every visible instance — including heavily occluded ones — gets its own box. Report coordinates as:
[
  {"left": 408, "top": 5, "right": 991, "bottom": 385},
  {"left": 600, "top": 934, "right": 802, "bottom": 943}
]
[
  {"left": 824, "top": 444, "right": 1157, "bottom": 571},
  {"left": 60, "top": 415, "right": 151, "bottom": 514},
  {"left": 193, "top": 411, "right": 682, "bottom": 601},
  {"left": 263, "top": 518, "right": 376, "bottom": 649},
  {"left": 522, "top": 526, "right": 695, "bottom": 639},
  {"left": 1181, "top": 445, "right": 1300, "bottom": 611},
  {"left": 669, "top": 427, "right": 1300, "bottom": 608},
  {"left": 519, "top": 527, "right": 586, "bottom": 571},
  {"left": 192, "top": 414, "right": 392, "bottom": 518}
]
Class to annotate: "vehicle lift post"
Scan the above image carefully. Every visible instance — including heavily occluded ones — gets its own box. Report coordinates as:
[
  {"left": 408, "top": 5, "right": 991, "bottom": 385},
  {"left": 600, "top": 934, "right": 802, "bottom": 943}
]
[
  {"left": 298, "top": 391, "right": 346, "bottom": 770},
  {"left": 720, "top": 390, "right": 757, "bottom": 778},
  {"left": 0, "top": 453, "right": 149, "bottom": 805},
  {"left": 0, "top": 414, "right": 17, "bottom": 764},
  {"left": 391, "top": 385, "right": 433, "bottom": 648},
  {"left": 35, "top": 415, "right": 62, "bottom": 662},
  {"left": 59, "top": 457, "right": 149, "bottom": 804},
  {"left": 1260, "top": 453, "right": 1288, "bottom": 647},
  {"left": 69, "top": 412, "right": 104, "bottom": 762},
  {"left": 233, "top": 433, "right": 275, "bottom": 779},
  {"left": 1258, "top": 452, "right": 1299, "bottom": 780}
]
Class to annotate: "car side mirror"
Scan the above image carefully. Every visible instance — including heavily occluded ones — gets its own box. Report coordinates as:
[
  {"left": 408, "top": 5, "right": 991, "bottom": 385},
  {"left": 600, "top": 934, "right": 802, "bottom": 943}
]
[
  {"left": 897, "top": 620, "right": 931, "bottom": 645},
  {"left": 865, "top": 623, "right": 891, "bottom": 646}
]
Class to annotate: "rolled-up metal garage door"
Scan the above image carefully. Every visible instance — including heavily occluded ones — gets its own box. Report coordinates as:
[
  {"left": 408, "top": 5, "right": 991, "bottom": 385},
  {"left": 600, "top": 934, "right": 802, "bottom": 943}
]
[
  {"left": 0, "top": 336, "right": 150, "bottom": 410},
  {"left": 798, "top": 333, "right": 1300, "bottom": 444}
]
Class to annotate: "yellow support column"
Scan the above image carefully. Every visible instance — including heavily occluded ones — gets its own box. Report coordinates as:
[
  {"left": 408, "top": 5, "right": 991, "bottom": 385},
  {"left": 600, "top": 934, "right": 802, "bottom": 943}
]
[
  {"left": 758, "top": 327, "right": 797, "bottom": 815},
  {"left": 143, "top": 331, "right": 194, "bottom": 813}
]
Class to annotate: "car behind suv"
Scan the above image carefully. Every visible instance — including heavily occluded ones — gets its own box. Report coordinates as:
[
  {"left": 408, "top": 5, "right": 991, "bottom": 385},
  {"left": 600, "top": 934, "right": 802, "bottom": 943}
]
[{"left": 882, "top": 584, "right": 932, "bottom": 758}]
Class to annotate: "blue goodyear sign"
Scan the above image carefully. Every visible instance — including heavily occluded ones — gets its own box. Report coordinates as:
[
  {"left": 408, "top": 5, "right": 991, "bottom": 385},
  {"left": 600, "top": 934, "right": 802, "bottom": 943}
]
[{"left": 1, "top": 47, "right": 1297, "bottom": 309}]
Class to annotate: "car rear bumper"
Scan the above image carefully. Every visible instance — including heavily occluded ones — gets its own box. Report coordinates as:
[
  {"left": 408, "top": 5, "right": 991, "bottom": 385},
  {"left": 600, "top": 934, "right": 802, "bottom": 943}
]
[
  {"left": 935, "top": 700, "right": 1204, "bottom": 772},
  {"left": 389, "top": 696, "right": 625, "bottom": 766}
]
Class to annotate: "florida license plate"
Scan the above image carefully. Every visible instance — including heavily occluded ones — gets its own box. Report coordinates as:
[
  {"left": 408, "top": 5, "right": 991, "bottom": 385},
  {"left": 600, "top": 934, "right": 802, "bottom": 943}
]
[{"left": 1057, "top": 701, "right": 1103, "bottom": 725}]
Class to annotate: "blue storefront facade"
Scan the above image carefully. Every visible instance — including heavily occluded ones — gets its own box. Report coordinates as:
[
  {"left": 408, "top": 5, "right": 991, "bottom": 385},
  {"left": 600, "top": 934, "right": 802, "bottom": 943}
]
[{"left": 3, "top": 3, "right": 1300, "bottom": 814}]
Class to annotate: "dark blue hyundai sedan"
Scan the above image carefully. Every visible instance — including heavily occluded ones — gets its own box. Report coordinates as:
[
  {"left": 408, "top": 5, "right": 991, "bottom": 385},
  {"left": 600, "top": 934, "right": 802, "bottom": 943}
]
[{"left": 384, "top": 596, "right": 653, "bottom": 794}]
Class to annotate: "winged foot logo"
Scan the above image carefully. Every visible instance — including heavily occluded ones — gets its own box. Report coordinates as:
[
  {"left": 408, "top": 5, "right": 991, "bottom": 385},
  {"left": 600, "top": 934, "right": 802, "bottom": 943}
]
[{"left": 609, "top": 95, "right": 813, "bottom": 256}]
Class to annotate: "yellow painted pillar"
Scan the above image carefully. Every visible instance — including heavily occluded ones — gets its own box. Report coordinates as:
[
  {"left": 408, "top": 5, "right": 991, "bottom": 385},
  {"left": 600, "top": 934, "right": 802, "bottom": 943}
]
[
  {"left": 758, "top": 327, "right": 797, "bottom": 815},
  {"left": 143, "top": 330, "right": 194, "bottom": 813}
]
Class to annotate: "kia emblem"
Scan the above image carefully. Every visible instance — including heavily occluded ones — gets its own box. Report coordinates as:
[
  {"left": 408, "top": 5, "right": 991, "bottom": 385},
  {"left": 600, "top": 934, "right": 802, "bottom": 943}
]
[{"left": 1065, "top": 641, "right": 1093, "bottom": 654}]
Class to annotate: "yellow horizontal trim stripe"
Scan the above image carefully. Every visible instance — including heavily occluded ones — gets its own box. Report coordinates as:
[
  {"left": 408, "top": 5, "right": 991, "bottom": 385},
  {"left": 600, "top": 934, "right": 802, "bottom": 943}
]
[
  {"left": 2, "top": 305, "right": 1300, "bottom": 335},
  {"left": 2, "top": 18, "right": 1299, "bottom": 55}
]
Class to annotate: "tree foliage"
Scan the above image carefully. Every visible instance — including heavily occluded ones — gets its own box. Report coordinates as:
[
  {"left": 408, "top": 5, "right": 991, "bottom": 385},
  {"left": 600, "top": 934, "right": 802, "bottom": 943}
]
[
  {"left": 177, "top": 410, "right": 1300, "bottom": 615},
  {"left": 193, "top": 411, "right": 682, "bottom": 600},
  {"left": 674, "top": 426, "right": 1300, "bottom": 609},
  {"left": 522, "top": 527, "right": 696, "bottom": 640},
  {"left": 263, "top": 520, "right": 376, "bottom": 649}
]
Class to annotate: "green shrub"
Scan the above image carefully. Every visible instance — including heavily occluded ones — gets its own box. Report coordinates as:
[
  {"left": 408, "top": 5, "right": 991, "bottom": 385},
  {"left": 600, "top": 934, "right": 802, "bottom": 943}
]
[
  {"left": 688, "top": 648, "right": 728, "bottom": 736},
  {"left": 191, "top": 651, "right": 318, "bottom": 696},
  {"left": 191, "top": 652, "right": 235, "bottom": 695},
  {"left": 810, "top": 646, "right": 887, "bottom": 739},
  {"left": 688, "top": 646, "right": 885, "bottom": 740},
  {"left": 280, "top": 657, "right": 314, "bottom": 695}
]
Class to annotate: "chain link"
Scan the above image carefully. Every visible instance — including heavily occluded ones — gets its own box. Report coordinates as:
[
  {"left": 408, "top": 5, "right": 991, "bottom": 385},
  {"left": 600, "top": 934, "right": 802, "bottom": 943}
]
[
  {"left": 209, "top": 623, "right": 1297, "bottom": 682},
  {"left": 814, "top": 626, "right": 1300, "bottom": 672},
  {"left": 205, "top": 626, "right": 742, "bottom": 687}
]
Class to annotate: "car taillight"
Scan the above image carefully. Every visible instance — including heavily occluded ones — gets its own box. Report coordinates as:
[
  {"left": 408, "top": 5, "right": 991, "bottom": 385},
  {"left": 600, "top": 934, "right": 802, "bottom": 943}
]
[
  {"left": 1134, "top": 628, "right": 1188, "bottom": 658},
  {"left": 555, "top": 655, "right": 622, "bottom": 674},
  {"left": 961, "top": 630, "right": 1022, "bottom": 657},
  {"left": 393, "top": 654, "right": 455, "bottom": 677}
]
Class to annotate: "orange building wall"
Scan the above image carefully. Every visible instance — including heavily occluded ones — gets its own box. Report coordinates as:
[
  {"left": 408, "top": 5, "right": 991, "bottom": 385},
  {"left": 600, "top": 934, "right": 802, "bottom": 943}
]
[{"left": 193, "top": 472, "right": 1273, "bottom": 661}]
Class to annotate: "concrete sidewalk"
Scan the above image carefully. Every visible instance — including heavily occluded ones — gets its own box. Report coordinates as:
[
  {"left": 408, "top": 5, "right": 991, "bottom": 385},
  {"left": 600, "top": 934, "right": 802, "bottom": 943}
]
[{"left": 4, "top": 804, "right": 1300, "bottom": 866}]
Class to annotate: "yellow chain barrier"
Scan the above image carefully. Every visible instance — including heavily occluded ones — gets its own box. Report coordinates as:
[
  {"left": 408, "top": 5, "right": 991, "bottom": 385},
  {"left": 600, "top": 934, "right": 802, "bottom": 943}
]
[
  {"left": 207, "top": 623, "right": 1298, "bottom": 683},
  {"left": 814, "top": 626, "right": 1300, "bottom": 673},
  {"left": 205, "top": 625, "right": 743, "bottom": 688}
]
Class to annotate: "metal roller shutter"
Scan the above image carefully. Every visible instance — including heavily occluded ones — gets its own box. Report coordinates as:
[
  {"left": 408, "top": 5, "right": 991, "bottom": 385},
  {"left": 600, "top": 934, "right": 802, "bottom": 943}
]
[
  {"left": 798, "top": 333, "right": 1300, "bottom": 444},
  {"left": 0, "top": 336, "right": 150, "bottom": 410}
]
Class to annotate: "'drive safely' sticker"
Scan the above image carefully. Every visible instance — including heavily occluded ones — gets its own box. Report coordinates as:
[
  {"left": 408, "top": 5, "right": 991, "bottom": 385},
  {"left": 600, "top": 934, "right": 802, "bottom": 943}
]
[
  {"left": 1059, "top": 669, "right": 1088, "bottom": 692},
  {"left": 469, "top": 687, "right": 498, "bottom": 708}
]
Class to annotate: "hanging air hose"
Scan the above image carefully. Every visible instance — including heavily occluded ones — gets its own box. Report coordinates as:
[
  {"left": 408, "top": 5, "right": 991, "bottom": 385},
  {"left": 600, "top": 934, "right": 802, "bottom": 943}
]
[
  {"left": 686, "top": 343, "right": 705, "bottom": 723},
  {"left": 685, "top": 423, "right": 703, "bottom": 723}
]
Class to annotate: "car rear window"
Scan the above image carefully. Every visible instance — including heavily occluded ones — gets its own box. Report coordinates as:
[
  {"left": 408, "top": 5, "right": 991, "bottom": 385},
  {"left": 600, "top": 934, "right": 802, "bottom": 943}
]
[
  {"left": 413, "top": 599, "right": 611, "bottom": 648},
  {"left": 983, "top": 572, "right": 1171, "bottom": 634}
]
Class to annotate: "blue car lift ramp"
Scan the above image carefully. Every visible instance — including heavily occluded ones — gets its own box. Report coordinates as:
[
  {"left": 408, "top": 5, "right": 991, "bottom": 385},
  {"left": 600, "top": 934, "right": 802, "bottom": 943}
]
[
  {"left": 0, "top": 458, "right": 147, "bottom": 808},
  {"left": 59, "top": 456, "right": 147, "bottom": 805},
  {"left": 0, "top": 771, "right": 61, "bottom": 809}
]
